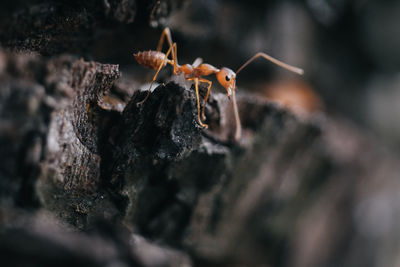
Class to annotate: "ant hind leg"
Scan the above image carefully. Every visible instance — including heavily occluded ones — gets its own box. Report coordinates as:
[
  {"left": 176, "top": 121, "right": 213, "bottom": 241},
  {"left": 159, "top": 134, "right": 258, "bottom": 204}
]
[
  {"left": 156, "top": 27, "right": 173, "bottom": 52},
  {"left": 157, "top": 28, "right": 180, "bottom": 75}
]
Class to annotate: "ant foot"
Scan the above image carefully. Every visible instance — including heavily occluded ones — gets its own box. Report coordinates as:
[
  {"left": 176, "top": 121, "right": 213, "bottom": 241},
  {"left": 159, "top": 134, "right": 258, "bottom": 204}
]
[{"left": 197, "top": 119, "right": 208, "bottom": 129}]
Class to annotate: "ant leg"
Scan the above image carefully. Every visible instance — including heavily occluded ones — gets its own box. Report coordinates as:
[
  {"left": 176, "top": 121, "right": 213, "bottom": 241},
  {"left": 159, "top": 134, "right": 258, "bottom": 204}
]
[
  {"left": 172, "top": 42, "right": 179, "bottom": 74},
  {"left": 187, "top": 77, "right": 208, "bottom": 128},
  {"left": 156, "top": 27, "right": 173, "bottom": 52},
  {"left": 136, "top": 45, "right": 174, "bottom": 106},
  {"left": 165, "top": 42, "right": 180, "bottom": 75},
  {"left": 166, "top": 43, "right": 179, "bottom": 75},
  {"left": 157, "top": 28, "right": 178, "bottom": 64},
  {"left": 198, "top": 78, "right": 212, "bottom": 121},
  {"left": 157, "top": 28, "right": 180, "bottom": 75}
]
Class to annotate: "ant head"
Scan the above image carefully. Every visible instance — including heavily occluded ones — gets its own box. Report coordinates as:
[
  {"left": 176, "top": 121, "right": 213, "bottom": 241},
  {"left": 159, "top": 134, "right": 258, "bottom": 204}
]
[{"left": 216, "top": 67, "right": 236, "bottom": 99}]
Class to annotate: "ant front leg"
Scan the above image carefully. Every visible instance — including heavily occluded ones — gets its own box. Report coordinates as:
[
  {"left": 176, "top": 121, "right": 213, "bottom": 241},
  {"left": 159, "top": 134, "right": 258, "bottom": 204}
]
[
  {"left": 187, "top": 77, "right": 208, "bottom": 128},
  {"left": 198, "top": 78, "right": 212, "bottom": 121}
]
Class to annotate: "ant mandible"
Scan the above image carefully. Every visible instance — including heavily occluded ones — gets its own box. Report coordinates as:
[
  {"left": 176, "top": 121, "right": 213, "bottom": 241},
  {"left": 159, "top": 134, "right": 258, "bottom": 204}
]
[{"left": 133, "top": 28, "right": 303, "bottom": 141}]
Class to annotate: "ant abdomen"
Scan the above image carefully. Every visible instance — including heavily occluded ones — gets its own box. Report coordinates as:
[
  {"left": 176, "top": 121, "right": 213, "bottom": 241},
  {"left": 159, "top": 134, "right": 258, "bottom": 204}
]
[{"left": 134, "top": 50, "right": 168, "bottom": 70}]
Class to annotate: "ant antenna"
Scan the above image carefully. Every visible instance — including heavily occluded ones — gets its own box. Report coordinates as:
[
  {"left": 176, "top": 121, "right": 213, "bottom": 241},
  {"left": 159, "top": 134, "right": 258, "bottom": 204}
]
[{"left": 236, "top": 52, "right": 304, "bottom": 75}]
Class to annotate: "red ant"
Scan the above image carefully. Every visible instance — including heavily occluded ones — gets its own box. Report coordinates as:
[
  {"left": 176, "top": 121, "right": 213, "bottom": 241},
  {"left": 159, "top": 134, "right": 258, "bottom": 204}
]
[{"left": 133, "top": 28, "right": 303, "bottom": 140}]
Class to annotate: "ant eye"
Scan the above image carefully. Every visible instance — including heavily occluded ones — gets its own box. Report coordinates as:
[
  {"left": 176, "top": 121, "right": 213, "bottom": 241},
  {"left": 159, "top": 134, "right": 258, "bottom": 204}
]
[{"left": 225, "top": 75, "right": 231, "bottom": 81}]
